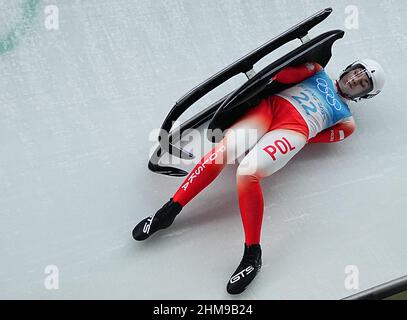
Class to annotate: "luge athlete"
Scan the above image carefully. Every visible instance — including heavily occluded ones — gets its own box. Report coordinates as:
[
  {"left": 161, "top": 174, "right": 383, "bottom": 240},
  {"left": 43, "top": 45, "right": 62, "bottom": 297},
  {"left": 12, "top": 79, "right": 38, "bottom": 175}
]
[{"left": 133, "top": 59, "right": 385, "bottom": 295}]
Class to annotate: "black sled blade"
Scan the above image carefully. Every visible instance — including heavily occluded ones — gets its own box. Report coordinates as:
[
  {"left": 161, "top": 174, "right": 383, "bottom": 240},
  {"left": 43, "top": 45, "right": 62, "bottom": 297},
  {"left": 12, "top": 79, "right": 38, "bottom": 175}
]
[
  {"left": 148, "top": 94, "right": 230, "bottom": 177},
  {"left": 158, "top": 8, "right": 333, "bottom": 160},
  {"left": 208, "top": 29, "right": 345, "bottom": 137},
  {"left": 148, "top": 161, "right": 189, "bottom": 177}
]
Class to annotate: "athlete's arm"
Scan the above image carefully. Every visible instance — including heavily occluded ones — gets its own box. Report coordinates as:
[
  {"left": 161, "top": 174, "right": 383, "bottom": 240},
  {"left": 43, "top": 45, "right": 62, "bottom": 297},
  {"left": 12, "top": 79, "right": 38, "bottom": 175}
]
[
  {"left": 273, "top": 62, "right": 323, "bottom": 84},
  {"left": 307, "top": 117, "right": 356, "bottom": 144}
]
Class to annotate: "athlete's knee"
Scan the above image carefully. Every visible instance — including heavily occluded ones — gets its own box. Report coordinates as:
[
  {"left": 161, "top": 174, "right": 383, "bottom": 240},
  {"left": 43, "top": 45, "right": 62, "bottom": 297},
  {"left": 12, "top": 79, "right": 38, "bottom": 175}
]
[
  {"left": 236, "top": 171, "right": 261, "bottom": 186},
  {"left": 236, "top": 158, "right": 264, "bottom": 180},
  {"left": 237, "top": 146, "right": 287, "bottom": 178}
]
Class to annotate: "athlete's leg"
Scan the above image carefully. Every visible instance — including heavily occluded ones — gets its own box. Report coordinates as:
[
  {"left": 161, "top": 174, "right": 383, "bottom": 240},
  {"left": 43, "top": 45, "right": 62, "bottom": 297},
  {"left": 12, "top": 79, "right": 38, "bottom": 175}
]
[
  {"left": 226, "top": 129, "right": 307, "bottom": 294},
  {"left": 236, "top": 129, "right": 307, "bottom": 245},
  {"left": 133, "top": 99, "right": 273, "bottom": 241},
  {"left": 172, "top": 99, "right": 273, "bottom": 207}
]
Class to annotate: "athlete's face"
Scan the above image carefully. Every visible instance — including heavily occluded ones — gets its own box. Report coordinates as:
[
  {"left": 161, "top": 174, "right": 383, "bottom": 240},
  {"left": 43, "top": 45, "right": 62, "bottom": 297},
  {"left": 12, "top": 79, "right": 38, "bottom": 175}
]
[{"left": 338, "top": 67, "right": 372, "bottom": 99}]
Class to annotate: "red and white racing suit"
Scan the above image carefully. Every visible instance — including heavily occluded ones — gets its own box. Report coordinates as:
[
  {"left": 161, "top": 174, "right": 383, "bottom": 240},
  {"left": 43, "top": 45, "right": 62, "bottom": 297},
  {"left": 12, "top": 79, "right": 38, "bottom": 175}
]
[{"left": 172, "top": 62, "right": 356, "bottom": 245}]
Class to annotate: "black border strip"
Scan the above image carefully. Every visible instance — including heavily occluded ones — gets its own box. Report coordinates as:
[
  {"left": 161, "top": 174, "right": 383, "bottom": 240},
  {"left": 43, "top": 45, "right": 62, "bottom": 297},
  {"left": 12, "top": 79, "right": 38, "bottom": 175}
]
[{"left": 343, "top": 275, "right": 407, "bottom": 300}]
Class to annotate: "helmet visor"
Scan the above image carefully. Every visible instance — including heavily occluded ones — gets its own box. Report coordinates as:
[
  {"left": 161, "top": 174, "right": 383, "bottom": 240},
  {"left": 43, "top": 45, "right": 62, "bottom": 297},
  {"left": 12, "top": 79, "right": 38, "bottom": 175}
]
[{"left": 339, "top": 64, "right": 373, "bottom": 99}]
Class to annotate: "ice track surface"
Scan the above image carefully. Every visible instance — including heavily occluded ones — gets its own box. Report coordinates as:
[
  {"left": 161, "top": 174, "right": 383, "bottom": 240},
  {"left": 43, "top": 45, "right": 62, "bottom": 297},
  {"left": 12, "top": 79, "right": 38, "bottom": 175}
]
[{"left": 0, "top": 0, "right": 406, "bottom": 299}]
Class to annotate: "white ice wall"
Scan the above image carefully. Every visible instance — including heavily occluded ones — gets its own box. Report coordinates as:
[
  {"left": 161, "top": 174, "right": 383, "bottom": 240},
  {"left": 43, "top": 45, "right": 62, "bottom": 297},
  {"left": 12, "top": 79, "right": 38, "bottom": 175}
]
[{"left": 0, "top": 0, "right": 406, "bottom": 299}]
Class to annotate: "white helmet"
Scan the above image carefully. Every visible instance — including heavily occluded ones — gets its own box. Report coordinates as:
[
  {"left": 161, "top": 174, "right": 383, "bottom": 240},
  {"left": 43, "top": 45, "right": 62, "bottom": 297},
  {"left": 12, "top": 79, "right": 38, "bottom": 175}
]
[{"left": 339, "top": 59, "right": 385, "bottom": 100}]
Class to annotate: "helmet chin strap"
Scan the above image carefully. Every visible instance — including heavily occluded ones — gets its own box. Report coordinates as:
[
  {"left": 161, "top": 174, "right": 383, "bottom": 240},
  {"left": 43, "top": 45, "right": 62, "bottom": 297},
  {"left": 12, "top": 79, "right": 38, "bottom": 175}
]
[{"left": 335, "top": 80, "right": 358, "bottom": 102}]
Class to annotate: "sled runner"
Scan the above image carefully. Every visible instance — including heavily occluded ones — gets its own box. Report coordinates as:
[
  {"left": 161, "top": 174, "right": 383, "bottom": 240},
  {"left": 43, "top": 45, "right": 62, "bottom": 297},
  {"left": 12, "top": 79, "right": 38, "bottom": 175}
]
[{"left": 148, "top": 7, "right": 344, "bottom": 177}]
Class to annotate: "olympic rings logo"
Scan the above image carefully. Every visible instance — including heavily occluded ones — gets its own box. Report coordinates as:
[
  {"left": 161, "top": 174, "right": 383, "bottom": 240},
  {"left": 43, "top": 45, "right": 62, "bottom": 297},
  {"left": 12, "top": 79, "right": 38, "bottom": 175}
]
[{"left": 316, "top": 77, "right": 342, "bottom": 111}]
